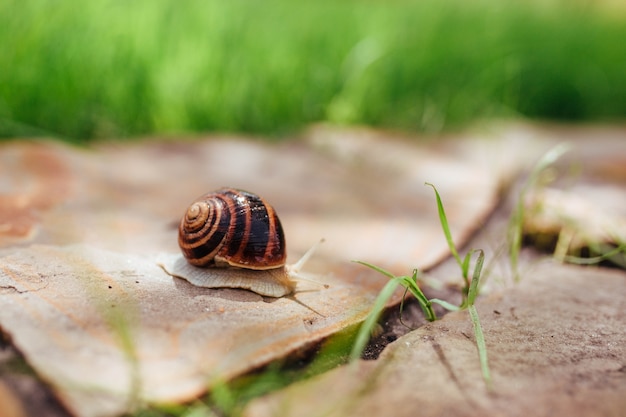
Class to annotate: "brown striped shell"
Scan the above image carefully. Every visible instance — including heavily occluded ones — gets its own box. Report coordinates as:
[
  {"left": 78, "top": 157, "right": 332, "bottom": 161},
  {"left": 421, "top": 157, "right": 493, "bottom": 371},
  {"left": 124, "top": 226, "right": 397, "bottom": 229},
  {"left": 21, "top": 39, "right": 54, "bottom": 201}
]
[{"left": 178, "top": 188, "right": 287, "bottom": 270}]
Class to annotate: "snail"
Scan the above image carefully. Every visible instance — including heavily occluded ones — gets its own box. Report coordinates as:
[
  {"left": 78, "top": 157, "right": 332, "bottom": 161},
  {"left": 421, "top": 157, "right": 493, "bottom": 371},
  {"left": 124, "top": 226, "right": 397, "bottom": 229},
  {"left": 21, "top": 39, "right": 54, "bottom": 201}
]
[{"left": 159, "top": 187, "right": 323, "bottom": 297}]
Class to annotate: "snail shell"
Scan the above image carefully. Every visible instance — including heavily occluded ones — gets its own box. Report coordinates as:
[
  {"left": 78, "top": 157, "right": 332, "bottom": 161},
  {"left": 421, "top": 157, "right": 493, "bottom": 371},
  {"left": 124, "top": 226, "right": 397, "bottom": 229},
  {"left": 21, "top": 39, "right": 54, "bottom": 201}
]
[
  {"left": 178, "top": 188, "right": 286, "bottom": 270},
  {"left": 159, "top": 188, "right": 321, "bottom": 298}
]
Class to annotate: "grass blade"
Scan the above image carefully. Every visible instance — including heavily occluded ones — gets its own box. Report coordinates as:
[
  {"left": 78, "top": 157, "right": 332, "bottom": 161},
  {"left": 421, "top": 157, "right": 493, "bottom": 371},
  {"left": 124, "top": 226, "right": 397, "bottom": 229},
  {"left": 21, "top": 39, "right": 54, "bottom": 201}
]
[
  {"left": 467, "top": 250, "right": 485, "bottom": 305},
  {"left": 508, "top": 203, "right": 524, "bottom": 282},
  {"left": 468, "top": 305, "right": 492, "bottom": 389},
  {"left": 461, "top": 252, "right": 472, "bottom": 285},
  {"left": 530, "top": 142, "right": 572, "bottom": 177},
  {"left": 508, "top": 143, "right": 571, "bottom": 281},
  {"left": 355, "top": 262, "right": 436, "bottom": 321},
  {"left": 349, "top": 278, "right": 401, "bottom": 361},
  {"left": 425, "top": 182, "right": 463, "bottom": 269},
  {"left": 398, "top": 286, "right": 412, "bottom": 329},
  {"left": 430, "top": 298, "right": 461, "bottom": 311},
  {"left": 563, "top": 242, "right": 626, "bottom": 268},
  {"left": 400, "top": 269, "right": 437, "bottom": 322},
  {"left": 353, "top": 260, "right": 397, "bottom": 280}
]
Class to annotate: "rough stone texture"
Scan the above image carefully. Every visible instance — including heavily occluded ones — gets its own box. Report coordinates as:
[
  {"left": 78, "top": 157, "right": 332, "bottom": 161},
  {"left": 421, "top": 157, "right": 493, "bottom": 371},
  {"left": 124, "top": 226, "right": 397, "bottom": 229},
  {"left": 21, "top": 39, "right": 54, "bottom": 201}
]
[
  {"left": 244, "top": 259, "right": 626, "bottom": 417},
  {"left": 0, "top": 126, "right": 521, "bottom": 417},
  {"left": 1, "top": 123, "right": 623, "bottom": 417},
  {"left": 0, "top": 244, "right": 379, "bottom": 417},
  {"left": 243, "top": 123, "right": 626, "bottom": 417}
]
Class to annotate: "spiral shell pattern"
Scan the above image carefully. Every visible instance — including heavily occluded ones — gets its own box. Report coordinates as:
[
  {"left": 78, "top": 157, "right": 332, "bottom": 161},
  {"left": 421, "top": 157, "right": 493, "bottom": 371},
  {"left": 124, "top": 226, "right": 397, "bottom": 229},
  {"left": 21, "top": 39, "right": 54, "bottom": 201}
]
[{"left": 178, "top": 188, "right": 286, "bottom": 270}]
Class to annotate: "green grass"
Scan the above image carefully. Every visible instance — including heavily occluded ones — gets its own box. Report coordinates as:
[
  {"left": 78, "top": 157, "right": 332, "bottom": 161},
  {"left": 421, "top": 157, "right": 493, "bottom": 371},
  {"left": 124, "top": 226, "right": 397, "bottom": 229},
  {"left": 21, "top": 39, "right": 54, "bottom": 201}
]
[
  {"left": 351, "top": 183, "right": 492, "bottom": 388},
  {"left": 508, "top": 143, "right": 572, "bottom": 281},
  {"left": 1, "top": 0, "right": 625, "bottom": 143},
  {"left": 509, "top": 142, "right": 626, "bottom": 270},
  {"left": 563, "top": 243, "right": 626, "bottom": 268}
]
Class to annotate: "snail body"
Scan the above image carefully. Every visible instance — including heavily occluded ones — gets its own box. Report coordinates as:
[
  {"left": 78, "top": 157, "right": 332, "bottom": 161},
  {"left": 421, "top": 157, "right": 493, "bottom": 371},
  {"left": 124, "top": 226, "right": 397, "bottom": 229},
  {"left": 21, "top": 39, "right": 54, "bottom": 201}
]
[
  {"left": 163, "top": 255, "right": 298, "bottom": 297},
  {"left": 160, "top": 188, "right": 321, "bottom": 297}
]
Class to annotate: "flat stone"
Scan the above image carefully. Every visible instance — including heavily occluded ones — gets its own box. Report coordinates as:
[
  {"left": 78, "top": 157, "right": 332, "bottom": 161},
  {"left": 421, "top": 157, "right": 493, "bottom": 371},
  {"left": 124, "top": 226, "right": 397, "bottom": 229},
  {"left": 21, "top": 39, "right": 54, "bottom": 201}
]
[
  {"left": 243, "top": 123, "right": 626, "bottom": 417},
  {"left": 0, "top": 127, "right": 519, "bottom": 417},
  {"left": 244, "top": 259, "right": 626, "bottom": 417}
]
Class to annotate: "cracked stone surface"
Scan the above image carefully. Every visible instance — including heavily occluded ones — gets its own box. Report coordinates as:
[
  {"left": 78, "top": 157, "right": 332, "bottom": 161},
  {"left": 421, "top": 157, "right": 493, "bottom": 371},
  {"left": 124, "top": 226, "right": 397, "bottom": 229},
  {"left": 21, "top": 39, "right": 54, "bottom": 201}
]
[
  {"left": 243, "top": 123, "right": 626, "bottom": 417},
  {"left": 0, "top": 123, "right": 624, "bottom": 417},
  {"left": 244, "top": 258, "right": 626, "bottom": 417},
  {"left": 0, "top": 125, "right": 527, "bottom": 417}
]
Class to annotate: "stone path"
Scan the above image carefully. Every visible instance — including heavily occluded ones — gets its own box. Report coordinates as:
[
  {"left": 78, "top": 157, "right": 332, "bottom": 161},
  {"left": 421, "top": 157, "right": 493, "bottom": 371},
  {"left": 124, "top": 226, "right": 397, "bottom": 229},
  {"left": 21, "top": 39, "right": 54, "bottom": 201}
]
[{"left": 0, "top": 123, "right": 624, "bottom": 417}]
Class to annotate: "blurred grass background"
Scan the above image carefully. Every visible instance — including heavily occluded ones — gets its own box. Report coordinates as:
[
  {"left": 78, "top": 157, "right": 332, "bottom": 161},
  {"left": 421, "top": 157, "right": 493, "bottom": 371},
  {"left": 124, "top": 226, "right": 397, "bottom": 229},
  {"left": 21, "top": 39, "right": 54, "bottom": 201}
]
[{"left": 1, "top": 0, "right": 625, "bottom": 143}]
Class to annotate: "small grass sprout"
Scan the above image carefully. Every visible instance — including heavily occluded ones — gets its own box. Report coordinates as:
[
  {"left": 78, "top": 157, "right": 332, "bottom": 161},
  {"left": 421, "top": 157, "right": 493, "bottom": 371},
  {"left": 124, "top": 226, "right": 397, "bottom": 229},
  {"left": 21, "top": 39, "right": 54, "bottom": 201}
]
[
  {"left": 562, "top": 242, "right": 626, "bottom": 268},
  {"left": 508, "top": 142, "right": 571, "bottom": 281},
  {"left": 508, "top": 142, "right": 625, "bottom": 270},
  {"left": 351, "top": 183, "right": 492, "bottom": 388}
]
